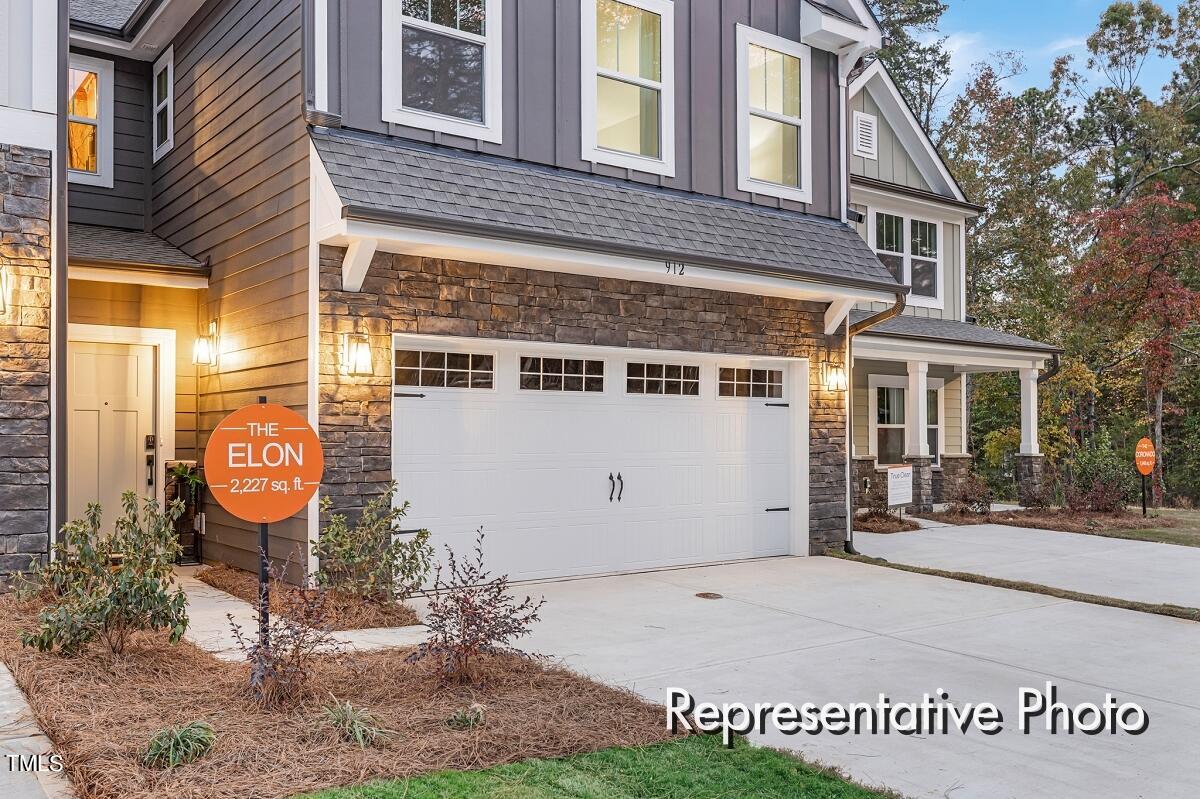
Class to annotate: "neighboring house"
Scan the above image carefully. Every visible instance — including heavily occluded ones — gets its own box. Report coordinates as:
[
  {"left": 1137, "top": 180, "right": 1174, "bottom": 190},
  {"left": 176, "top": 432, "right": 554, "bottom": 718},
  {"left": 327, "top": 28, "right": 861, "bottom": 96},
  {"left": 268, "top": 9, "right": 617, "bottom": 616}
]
[{"left": 0, "top": 0, "right": 1056, "bottom": 586}]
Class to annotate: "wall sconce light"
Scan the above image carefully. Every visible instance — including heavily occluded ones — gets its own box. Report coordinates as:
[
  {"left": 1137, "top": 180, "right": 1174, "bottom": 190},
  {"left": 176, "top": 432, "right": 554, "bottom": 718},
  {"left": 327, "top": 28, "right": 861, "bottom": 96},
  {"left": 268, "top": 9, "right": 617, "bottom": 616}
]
[
  {"left": 192, "top": 320, "right": 218, "bottom": 366},
  {"left": 341, "top": 332, "right": 373, "bottom": 376},
  {"left": 823, "top": 355, "right": 848, "bottom": 392},
  {"left": 0, "top": 264, "right": 10, "bottom": 315}
]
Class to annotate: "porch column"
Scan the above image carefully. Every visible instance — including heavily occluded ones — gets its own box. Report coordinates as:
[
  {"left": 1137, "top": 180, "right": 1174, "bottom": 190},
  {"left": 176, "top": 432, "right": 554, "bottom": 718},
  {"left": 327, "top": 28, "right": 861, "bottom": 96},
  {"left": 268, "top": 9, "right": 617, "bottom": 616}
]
[
  {"left": 1016, "top": 367, "right": 1044, "bottom": 506},
  {"left": 904, "top": 361, "right": 934, "bottom": 512}
]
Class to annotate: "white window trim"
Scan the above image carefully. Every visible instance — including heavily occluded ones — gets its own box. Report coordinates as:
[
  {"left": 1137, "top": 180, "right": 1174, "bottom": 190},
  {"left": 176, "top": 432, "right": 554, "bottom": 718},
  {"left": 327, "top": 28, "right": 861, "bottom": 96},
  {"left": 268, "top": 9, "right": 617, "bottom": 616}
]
[
  {"left": 735, "top": 24, "right": 813, "bottom": 205},
  {"left": 151, "top": 46, "right": 174, "bottom": 162},
  {"left": 580, "top": 0, "right": 676, "bottom": 177},
  {"left": 867, "top": 204, "right": 944, "bottom": 310},
  {"left": 67, "top": 54, "right": 114, "bottom": 188},
  {"left": 867, "top": 374, "right": 944, "bottom": 465},
  {"left": 380, "top": 0, "right": 504, "bottom": 144},
  {"left": 852, "top": 110, "right": 877, "bottom": 160}
]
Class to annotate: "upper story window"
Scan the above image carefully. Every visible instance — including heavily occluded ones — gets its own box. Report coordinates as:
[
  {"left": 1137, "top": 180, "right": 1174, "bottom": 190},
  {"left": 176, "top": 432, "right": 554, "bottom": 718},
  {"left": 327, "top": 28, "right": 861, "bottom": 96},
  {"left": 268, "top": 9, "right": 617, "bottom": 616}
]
[
  {"left": 735, "top": 25, "right": 811, "bottom": 204},
  {"left": 67, "top": 54, "right": 114, "bottom": 188},
  {"left": 870, "top": 208, "right": 942, "bottom": 308},
  {"left": 381, "top": 0, "right": 504, "bottom": 143},
  {"left": 152, "top": 47, "right": 174, "bottom": 162},
  {"left": 581, "top": 0, "right": 675, "bottom": 177}
]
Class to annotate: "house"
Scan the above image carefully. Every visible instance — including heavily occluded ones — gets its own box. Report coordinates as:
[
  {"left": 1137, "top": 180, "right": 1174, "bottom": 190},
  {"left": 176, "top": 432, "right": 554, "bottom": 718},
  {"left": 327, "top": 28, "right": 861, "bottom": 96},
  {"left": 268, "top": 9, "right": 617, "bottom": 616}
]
[{"left": 0, "top": 0, "right": 1058, "bottom": 586}]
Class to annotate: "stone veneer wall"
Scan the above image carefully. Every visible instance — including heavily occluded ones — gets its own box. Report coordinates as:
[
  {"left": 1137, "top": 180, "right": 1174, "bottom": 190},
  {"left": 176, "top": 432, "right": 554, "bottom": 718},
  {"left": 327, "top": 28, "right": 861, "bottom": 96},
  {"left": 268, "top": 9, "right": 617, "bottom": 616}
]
[
  {"left": 318, "top": 246, "right": 850, "bottom": 554},
  {"left": 0, "top": 144, "right": 52, "bottom": 588}
]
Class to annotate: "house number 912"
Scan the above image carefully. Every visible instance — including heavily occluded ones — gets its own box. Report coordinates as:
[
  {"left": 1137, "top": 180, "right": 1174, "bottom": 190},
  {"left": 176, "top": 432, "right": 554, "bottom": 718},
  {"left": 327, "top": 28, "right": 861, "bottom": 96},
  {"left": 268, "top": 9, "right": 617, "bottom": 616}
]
[{"left": 665, "top": 261, "right": 686, "bottom": 276}]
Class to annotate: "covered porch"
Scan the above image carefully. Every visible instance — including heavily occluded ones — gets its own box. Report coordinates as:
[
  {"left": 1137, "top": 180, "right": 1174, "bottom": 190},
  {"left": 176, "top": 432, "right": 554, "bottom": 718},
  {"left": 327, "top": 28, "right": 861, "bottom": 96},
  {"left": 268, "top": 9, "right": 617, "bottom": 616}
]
[{"left": 849, "top": 312, "right": 1059, "bottom": 511}]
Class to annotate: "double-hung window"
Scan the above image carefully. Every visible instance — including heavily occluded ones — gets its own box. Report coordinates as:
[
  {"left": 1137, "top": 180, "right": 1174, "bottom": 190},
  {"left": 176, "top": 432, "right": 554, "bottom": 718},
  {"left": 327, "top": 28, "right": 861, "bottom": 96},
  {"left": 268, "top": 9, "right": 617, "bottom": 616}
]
[
  {"left": 152, "top": 47, "right": 174, "bottom": 162},
  {"left": 581, "top": 0, "right": 675, "bottom": 176},
  {"left": 382, "top": 0, "right": 503, "bottom": 143},
  {"left": 875, "top": 385, "right": 905, "bottom": 465},
  {"left": 735, "top": 25, "right": 812, "bottom": 204},
  {"left": 870, "top": 209, "right": 942, "bottom": 308},
  {"left": 67, "top": 55, "right": 114, "bottom": 188},
  {"left": 868, "top": 376, "right": 944, "bottom": 466}
]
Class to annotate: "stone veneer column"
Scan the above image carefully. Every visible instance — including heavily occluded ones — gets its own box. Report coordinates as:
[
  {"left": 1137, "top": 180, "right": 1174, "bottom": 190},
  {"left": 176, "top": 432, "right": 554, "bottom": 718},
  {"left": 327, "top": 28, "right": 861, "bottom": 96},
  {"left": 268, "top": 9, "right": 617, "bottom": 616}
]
[
  {"left": 1014, "top": 454, "right": 1044, "bottom": 508},
  {"left": 904, "top": 456, "right": 934, "bottom": 513},
  {"left": 939, "top": 453, "right": 973, "bottom": 503},
  {"left": 851, "top": 456, "right": 877, "bottom": 508},
  {"left": 0, "top": 144, "right": 52, "bottom": 588}
]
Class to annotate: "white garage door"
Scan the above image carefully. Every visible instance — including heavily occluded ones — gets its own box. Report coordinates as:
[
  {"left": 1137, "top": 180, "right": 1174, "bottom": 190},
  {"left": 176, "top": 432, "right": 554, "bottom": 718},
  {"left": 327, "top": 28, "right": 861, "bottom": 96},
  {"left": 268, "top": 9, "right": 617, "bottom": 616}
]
[{"left": 391, "top": 336, "right": 808, "bottom": 582}]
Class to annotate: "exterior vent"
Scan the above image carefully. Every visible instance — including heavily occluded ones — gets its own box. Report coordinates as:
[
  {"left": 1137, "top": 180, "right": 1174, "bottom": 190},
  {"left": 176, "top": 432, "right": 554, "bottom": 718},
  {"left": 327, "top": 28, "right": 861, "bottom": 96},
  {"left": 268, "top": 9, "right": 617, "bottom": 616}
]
[{"left": 853, "top": 111, "right": 878, "bottom": 160}]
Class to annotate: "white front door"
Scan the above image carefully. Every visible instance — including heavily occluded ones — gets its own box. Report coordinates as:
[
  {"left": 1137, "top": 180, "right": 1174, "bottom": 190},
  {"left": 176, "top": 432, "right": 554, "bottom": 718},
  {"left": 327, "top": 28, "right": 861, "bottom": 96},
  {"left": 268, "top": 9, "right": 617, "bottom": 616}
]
[
  {"left": 392, "top": 337, "right": 805, "bottom": 582},
  {"left": 67, "top": 340, "right": 156, "bottom": 525}
]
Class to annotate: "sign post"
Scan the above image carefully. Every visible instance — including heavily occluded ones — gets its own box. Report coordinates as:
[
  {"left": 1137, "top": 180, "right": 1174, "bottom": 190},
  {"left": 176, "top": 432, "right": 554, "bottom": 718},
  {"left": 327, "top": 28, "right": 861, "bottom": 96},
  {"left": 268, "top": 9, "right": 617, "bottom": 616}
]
[
  {"left": 1135, "top": 437, "right": 1156, "bottom": 518},
  {"left": 204, "top": 398, "right": 323, "bottom": 643}
]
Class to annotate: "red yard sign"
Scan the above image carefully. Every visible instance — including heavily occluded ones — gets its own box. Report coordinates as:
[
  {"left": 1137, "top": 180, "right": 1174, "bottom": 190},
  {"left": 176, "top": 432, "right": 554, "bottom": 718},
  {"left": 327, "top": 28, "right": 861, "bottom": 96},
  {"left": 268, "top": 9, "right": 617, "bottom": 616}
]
[
  {"left": 1135, "top": 438, "right": 1156, "bottom": 477},
  {"left": 203, "top": 402, "right": 323, "bottom": 523}
]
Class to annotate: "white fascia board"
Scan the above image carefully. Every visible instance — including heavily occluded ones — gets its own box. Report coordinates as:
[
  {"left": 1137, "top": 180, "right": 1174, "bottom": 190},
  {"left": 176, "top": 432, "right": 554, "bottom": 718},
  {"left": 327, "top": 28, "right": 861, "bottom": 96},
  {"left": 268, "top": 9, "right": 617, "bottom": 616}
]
[
  {"left": 800, "top": 2, "right": 880, "bottom": 51},
  {"left": 323, "top": 220, "right": 899, "bottom": 306},
  {"left": 854, "top": 335, "right": 1047, "bottom": 370},
  {"left": 0, "top": 107, "right": 58, "bottom": 153},
  {"left": 309, "top": 140, "right": 344, "bottom": 242},
  {"left": 69, "top": 0, "right": 207, "bottom": 61},
  {"left": 68, "top": 265, "right": 208, "bottom": 289},
  {"left": 850, "top": 184, "right": 969, "bottom": 224}
]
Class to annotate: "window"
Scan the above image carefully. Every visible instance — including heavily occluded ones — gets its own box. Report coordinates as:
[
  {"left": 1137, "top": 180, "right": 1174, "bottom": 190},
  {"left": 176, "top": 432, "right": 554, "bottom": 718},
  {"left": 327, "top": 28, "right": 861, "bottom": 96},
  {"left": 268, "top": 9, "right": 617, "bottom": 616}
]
[
  {"left": 868, "top": 376, "right": 944, "bottom": 466},
  {"left": 67, "top": 55, "right": 114, "bottom": 188},
  {"left": 876, "top": 386, "right": 905, "bottom": 465},
  {"left": 152, "top": 47, "right": 174, "bottom": 162},
  {"left": 926, "top": 388, "right": 940, "bottom": 466},
  {"left": 869, "top": 208, "right": 942, "bottom": 308},
  {"left": 395, "top": 350, "right": 494, "bottom": 388},
  {"left": 520, "top": 356, "right": 604, "bottom": 392},
  {"left": 627, "top": 362, "right": 699, "bottom": 396},
  {"left": 736, "top": 25, "right": 812, "bottom": 204},
  {"left": 718, "top": 367, "right": 782, "bottom": 398},
  {"left": 381, "top": 0, "right": 503, "bottom": 143},
  {"left": 581, "top": 0, "right": 675, "bottom": 176},
  {"left": 852, "top": 111, "right": 877, "bottom": 160}
]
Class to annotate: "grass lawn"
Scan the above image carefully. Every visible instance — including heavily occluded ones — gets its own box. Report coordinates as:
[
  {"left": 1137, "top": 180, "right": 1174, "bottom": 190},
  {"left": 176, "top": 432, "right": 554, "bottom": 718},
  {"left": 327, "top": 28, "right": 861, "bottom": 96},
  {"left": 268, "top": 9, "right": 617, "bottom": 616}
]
[
  {"left": 917, "top": 506, "right": 1200, "bottom": 547},
  {"left": 298, "top": 735, "right": 896, "bottom": 799},
  {"left": 1115, "top": 508, "right": 1200, "bottom": 547}
]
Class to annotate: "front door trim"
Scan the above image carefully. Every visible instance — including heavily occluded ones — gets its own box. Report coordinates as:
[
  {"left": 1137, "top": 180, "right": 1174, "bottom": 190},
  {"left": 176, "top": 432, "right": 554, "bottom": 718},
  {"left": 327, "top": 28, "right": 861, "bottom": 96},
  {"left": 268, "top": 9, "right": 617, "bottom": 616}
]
[{"left": 67, "top": 323, "right": 176, "bottom": 509}]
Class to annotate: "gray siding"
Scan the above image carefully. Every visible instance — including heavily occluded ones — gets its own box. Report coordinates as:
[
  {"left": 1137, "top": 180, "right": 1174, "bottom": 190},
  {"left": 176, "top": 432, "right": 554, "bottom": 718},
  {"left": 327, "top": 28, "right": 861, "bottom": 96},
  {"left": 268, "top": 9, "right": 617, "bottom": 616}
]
[
  {"left": 325, "top": 0, "right": 842, "bottom": 219},
  {"left": 67, "top": 50, "right": 151, "bottom": 231},
  {"left": 152, "top": 0, "right": 310, "bottom": 574},
  {"left": 849, "top": 88, "right": 930, "bottom": 191}
]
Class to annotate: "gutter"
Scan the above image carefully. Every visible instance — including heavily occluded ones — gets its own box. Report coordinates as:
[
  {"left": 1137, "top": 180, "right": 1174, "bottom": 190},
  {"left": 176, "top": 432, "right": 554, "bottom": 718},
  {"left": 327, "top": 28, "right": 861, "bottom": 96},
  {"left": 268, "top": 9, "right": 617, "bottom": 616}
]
[
  {"left": 1037, "top": 352, "right": 1061, "bottom": 384},
  {"left": 843, "top": 290, "right": 907, "bottom": 554}
]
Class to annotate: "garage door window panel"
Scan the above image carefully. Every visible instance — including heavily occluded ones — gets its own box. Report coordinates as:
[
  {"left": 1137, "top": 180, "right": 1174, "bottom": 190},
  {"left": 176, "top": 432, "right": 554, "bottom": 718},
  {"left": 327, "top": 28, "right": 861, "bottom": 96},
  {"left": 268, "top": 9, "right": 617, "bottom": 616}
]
[
  {"left": 627, "top": 362, "right": 700, "bottom": 396},
  {"left": 521, "top": 356, "right": 604, "bottom": 392},
  {"left": 718, "top": 367, "right": 783, "bottom": 398},
  {"left": 395, "top": 349, "right": 494, "bottom": 389}
]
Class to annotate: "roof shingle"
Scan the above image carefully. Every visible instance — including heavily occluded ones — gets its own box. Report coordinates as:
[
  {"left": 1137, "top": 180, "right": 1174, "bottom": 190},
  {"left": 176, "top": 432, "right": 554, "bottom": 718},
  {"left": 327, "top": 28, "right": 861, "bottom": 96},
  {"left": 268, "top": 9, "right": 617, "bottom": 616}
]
[
  {"left": 69, "top": 0, "right": 145, "bottom": 30},
  {"left": 850, "top": 310, "right": 1061, "bottom": 353},
  {"left": 68, "top": 223, "right": 204, "bottom": 270}
]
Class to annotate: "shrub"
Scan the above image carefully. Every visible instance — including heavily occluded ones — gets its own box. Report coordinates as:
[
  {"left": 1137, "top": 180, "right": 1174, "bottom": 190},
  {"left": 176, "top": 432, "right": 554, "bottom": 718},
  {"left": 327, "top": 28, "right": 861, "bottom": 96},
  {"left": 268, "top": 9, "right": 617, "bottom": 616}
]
[
  {"left": 1065, "top": 431, "right": 1136, "bottom": 513},
  {"left": 21, "top": 494, "right": 188, "bottom": 655},
  {"left": 407, "top": 529, "right": 545, "bottom": 684},
  {"left": 947, "top": 471, "right": 995, "bottom": 516},
  {"left": 229, "top": 559, "right": 342, "bottom": 708},
  {"left": 323, "top": 697, "right": 388, "bottom": 747},
  {"left": 314, "top": 484, "right": 434, "bottom": 603},
  {"left": 860, "top": 477, "right": 892, "bottom": 519},
  {"left": 143, "top": 722, "right": 215, "bottom": 769},
  {"left": 446, "top": 703, "right": 486, "bottom": 731}
]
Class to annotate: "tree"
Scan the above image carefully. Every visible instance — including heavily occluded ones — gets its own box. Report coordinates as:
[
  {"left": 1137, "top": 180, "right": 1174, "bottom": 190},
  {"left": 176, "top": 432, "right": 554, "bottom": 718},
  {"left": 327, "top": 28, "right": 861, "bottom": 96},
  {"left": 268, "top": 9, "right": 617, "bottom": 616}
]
[{"left": 866, "top": 0, "right": 952, "bottom": 128}]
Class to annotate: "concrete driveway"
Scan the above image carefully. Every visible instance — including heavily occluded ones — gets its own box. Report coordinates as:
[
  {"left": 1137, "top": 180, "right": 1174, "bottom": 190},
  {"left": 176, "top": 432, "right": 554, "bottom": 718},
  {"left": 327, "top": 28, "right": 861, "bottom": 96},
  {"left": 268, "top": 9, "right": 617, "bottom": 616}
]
[
  {"left": 522, "top": 557, "right": 1200, "bottom": 799},
  {"left": 855, "top": 524, "right": 1200, "bottom": 608}
]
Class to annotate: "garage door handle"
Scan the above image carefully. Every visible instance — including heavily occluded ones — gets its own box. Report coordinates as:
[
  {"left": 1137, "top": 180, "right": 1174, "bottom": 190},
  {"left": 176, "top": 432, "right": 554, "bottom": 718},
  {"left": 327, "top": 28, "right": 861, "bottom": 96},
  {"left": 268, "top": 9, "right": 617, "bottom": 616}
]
[
  {"left": 617, "top": 472, "right": 624, "bottom": 502},
  {"left": 609, "top": 473, "right": 615, "bottom": 502},
  {"left": 765, "top": 507, "right": 790, "bottom": 512}
]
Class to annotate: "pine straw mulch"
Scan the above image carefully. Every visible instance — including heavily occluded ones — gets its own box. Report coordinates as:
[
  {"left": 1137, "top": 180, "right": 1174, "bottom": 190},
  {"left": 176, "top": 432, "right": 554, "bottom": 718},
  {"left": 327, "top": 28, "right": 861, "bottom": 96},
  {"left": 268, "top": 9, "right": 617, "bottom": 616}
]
[
  {"left": 852, "top": 513, "right": 921, "bottom": 534},
  {"left": 0, "top": 594, "right": 674, "bottom": 799},
  {"left": 916, "top": 508, "right": 1180, "bottom": 535},
  {"left": 195, "top": 563, "right": 420, "bottom": 630}
]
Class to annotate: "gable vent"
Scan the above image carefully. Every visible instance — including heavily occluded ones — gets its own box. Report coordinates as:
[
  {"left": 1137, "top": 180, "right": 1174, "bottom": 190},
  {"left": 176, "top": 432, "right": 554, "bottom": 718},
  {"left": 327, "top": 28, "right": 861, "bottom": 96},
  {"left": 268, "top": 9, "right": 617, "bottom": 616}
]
[{"left": 853, "top": 111, "right": 878, "bottom": 160}]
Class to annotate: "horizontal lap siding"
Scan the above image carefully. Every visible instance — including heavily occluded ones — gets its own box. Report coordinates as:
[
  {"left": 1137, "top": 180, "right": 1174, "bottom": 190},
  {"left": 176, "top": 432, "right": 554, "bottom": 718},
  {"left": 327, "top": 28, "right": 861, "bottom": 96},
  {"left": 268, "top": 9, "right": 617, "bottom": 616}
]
[{"left": 153, "top": 0, "right": 309, "bottom": 568}]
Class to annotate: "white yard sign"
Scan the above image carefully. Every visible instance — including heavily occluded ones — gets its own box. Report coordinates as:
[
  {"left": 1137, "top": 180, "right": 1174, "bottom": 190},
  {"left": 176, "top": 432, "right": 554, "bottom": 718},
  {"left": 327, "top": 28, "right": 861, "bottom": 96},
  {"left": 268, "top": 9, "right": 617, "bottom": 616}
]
[{"left": 888, "top": 465, "right": 913, "bottom": 507}]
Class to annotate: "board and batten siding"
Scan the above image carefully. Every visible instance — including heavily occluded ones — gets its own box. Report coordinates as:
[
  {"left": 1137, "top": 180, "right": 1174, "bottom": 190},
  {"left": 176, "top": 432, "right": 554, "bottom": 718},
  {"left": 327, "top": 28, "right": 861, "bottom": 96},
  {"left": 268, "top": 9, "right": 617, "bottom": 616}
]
[
  {"left": 66, "top": 280, "right": 201, "bottom": 461},
  {"left": 323, "top": 0, "right": 842, "bottom": 219},
  {"left": 152, "top": 0, "right": 310, "bottom": 573},
  {"left": 849, "top": 88, "right": 930, "bottom": 191},
  {"left": 66, "top": 51, "right": 152, "bottom": 231}
]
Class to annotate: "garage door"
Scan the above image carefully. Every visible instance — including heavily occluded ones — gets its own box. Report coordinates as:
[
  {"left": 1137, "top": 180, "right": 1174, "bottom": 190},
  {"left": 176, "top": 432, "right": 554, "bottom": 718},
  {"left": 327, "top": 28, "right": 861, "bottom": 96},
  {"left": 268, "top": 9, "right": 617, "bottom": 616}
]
[{"left": 391, "top": 336, "right": 808, "bottom": 582}]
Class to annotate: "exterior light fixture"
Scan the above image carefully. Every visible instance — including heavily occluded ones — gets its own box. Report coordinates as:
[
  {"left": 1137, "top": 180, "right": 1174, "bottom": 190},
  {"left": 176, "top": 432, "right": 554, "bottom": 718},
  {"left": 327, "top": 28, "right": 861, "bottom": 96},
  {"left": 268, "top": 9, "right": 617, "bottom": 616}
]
[
  {"left": 192, "top": 320, "right": 218, "bottom": 366},
  {"left": 342, "top": 332, "right": 373, "bottom": 376},
  {"left": 0, "top": 264, "right": 9, "bottom": 315},
  {"left": 824, "top": 360, "right": 848, "bottom": 392}
]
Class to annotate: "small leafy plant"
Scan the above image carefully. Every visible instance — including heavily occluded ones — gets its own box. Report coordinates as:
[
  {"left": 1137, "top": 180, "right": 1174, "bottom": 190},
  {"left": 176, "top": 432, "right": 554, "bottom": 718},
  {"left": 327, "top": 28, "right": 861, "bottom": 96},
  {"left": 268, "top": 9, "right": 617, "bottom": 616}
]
[
  {"left": 446, "top": 703, "right": 486, "bottom": 731},
  {"left": 314, "top": 484, "right": 434, "bottom": 602},
  {"left": 407, "top": 529, "right": 545, "bottom": 684},
  {"left": 21, "top": 493, "right": 188, "bottom": 655},
  {"left": 1065, "top": 430, "right": 1135, "bottom": 513},
  {"left": 947, "top": 471, "right": 995, "bottom": 516},
  {"left": 167, "top": 462, "right": 206, "bottom": 504},
  {"left": 143, "top": 721, "right": 215, "bottom": 769},
  {"left": 323, "top": 696, "right": 388, "bottom": 747}
]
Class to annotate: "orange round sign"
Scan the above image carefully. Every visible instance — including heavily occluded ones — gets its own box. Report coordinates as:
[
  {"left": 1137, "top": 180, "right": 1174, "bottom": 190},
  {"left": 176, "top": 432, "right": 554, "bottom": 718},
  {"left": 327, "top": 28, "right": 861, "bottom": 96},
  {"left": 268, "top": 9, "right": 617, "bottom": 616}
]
[
  {"left": 203, "top": 402, "right": 323, "bottom": 523},
  {"left": 1135, "top": 437, "right": 1156, "bottom": 477}
]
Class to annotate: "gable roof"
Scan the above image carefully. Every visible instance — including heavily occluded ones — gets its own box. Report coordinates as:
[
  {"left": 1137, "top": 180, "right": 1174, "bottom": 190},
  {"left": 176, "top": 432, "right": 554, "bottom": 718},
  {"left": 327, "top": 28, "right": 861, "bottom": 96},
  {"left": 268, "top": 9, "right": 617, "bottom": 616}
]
[
  {"left": 850, "top": 311, "right": 1061, "bottom": 354},
  {"left": 849, "top": 59, "right": 967, "bottom": 204},
  {"left": 311, "top": 127, "right": 905, "bottom": 294},
  {"left": 69, "top": 0, "right": 148, "bottom": 31},
  {"left": 68, "top": 223, "right": 204, "bottom": 271}
]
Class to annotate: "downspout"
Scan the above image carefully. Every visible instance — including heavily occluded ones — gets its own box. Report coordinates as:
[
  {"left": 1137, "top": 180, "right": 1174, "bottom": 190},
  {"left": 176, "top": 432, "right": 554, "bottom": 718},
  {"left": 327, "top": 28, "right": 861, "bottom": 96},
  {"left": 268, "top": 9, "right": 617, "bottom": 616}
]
[
  {"left": 843, "top": 292, "right": 907, "bottom": 554},
  {"left": 1037, "top": 353, "right": 1061, "bottom": 384}
]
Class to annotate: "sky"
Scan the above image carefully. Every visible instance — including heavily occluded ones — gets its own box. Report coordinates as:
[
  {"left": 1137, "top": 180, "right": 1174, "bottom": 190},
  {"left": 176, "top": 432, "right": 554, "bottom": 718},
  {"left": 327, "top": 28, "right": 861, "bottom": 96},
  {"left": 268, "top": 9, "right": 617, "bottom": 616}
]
[{"left": 930, "top": 0, "right": 1182, "bottom": 99}]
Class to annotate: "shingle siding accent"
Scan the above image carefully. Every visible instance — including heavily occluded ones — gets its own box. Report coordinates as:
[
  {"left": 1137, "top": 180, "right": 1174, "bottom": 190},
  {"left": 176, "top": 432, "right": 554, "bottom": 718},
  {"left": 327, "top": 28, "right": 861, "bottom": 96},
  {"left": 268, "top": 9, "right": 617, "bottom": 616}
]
[
  {"left": 0, "top": 144, "right": 52, "bottom": 589},
  {"left": 319, "top": 246, "right": 850, "bottom": 555}
]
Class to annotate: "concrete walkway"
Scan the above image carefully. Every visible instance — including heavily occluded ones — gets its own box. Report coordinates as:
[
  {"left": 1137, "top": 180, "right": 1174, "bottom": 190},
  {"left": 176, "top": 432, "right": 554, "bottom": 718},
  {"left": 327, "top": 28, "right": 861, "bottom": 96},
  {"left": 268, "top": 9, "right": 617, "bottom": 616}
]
[
  {"left": 0, "top": 666, "right": 74, "bottom": 799},
  {"left": 855, "top": 524, "right": 1200, "bottom": 608},
  {"left": 520, "top": 556, "right": 1200, "bottom": 799}
]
